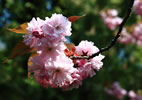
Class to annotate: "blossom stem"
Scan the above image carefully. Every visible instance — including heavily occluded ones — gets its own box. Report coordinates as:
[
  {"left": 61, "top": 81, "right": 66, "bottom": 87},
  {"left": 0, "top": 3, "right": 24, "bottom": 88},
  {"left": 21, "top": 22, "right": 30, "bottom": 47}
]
[{"left": 71, "top": 0, "right": 135, "bottom": 60}]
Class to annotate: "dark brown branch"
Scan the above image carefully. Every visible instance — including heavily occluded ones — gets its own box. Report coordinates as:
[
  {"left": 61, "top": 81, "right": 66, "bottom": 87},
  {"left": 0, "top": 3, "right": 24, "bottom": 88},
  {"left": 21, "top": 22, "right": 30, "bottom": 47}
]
[{"left": 71, "top": 0, "right": 135, "bottom": 60}]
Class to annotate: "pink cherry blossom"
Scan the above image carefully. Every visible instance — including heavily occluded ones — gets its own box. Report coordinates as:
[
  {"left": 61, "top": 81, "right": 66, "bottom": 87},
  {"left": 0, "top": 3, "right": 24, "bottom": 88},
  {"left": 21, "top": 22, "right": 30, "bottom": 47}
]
[
  {"left": 107, "top": 9, "right": 118, "bottom": 17},
  {"left": 132, "top": 23, "right": 142, "bottom": 46},
  {"left": 128, "top": 90, "right": 142, "bottom": 100},
  {"left": 105, "top": 17, "right": 122, "bottom": 30},
  {"left": 134, "top": 0, "right": 142, "bottom": 16},
  {"left": 75, "top": 40, "right": 99, "bottom": 56},
  {"left": 45, "top": 56, "right": 76, "bottom": 88},
  {"left": 33, "top": 68, "right": 50, "bottom": 88},
  {"left": 101, "top": 9, "right": 122, "bottom": 30},
  {"left": 129, "top": 90, "right": 137, "bottom": 100},
  {"left": 118, "top": 28, "right": 135, "bottom": 45},
  {"left": 63, "top": 72, "right": 82, "bottom": 91},
  {"left": 89, "top": 54, "right": 105, "bottom": 71},
  {"left": 36, "top": 39, "right": 66, "bottom": 60},
  {"left": 78, "top": 63, "right": 95, "bottom": 78},
  {"left": 29, "top": 55, "right": 46, "bottom": 73},
  {"left": 42, "top": 13, "right": 72, "bottom": 42},
  {"left": 23, "top": 35, "right": 39, "bottom": 48},
  {"left": 118, "top": 24, "right": 142, "bottom": 46},
  {"left": 75, "top": 40, "right": 104, "bottom": 78},
  {"left": 77, "top": 54, "right": 104, "bottom": 78},
  {"left": 104, "top": 82, "right": 127, "bottom": 99},
  {"left": 23, "top": 17, "right": 45, "bottom": 48},
  {"left": 31, "top": 55, "right": 77, "bottom": 89},
  {"left": 101, "top": 9, "right": 118, "bottom": 18},
  {"left": 27, "top": 17, "right": 44, "bottom": 35}
]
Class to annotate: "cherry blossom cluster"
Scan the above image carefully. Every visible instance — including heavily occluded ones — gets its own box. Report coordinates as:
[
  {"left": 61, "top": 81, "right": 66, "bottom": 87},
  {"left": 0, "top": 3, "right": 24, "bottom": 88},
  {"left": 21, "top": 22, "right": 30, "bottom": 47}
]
[
  {"left": 118, "top": 28, "right": 135, "bottom": 45},
  {"left": 105, "top": 82, "right": 142, "bottom": 100},
  {"left": 118, "top": 0, "right": 142, "bottom": 46},
  {"left": 104, "top": 82, "right": 127, "bottom": 99},
  {"left": 23, "top": 13, "right": 104, "bottom": 90},
  {"left": 101, "top": 9, "right": 122, "bottom": 30},
  {"left": 133, "top": 0, "right": 142, "bottom": 16},
  {"left": 118, "top": 23, "right": 142, "bottom": 46}
]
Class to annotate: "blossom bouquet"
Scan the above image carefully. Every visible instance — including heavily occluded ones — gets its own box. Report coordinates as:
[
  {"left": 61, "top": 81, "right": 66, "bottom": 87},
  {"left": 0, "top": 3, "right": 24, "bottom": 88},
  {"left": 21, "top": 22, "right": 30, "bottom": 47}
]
[{"left": 6, "top": 14, "right": 104, "bottom": 90}]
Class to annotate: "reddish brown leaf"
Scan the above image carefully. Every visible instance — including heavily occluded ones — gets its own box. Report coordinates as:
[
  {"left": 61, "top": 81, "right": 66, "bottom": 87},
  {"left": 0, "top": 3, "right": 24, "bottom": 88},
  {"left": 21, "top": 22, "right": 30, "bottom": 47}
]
[
  {"left": 68, "top": 15, "right": 85, "bottom": 23},
  {"left": 27, "top": 53, "right": 38, "bottom": 78},
  {"left": 3, "top": 41, "right": 35, "bottom": 63},
  {"left": 64, "top": 43, "right": 79, "bottom": 58},
  {"left": 8, "top": 22, "right": 28, "bottom": 34},
  {"left": 65, "top": 43, "right": 75, "bottom": 51}
]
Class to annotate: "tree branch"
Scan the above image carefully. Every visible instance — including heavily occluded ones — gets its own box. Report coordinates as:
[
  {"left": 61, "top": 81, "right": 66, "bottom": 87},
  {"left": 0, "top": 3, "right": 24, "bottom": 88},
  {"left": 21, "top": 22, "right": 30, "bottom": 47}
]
[{"left": 70, "top": 0, "right": 135, "bottom": 60}]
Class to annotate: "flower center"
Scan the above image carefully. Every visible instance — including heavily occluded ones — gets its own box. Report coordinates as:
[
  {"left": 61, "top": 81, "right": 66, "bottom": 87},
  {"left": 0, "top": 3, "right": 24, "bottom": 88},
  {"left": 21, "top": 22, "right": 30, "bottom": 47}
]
[
  {"left": 82, "top": 51, "right": 88, "bottom": 56},
  {"left": 56, "top": 26, "right": 60, "bottom": 30},
  {"left": 56, "top": 69, "right": 61, "bottom": 72},
  {"left": 32, "top": 31, "right": 44, "bottom": 38},
  {"left": 47, "top": 48, "right": 52, "bottom": 51}
]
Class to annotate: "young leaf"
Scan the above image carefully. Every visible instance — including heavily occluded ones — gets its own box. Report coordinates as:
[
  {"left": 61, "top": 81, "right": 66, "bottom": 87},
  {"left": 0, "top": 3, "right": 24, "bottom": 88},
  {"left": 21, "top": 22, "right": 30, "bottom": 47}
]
[
  {"left": 27, "top": 53, "right": 38, "bottom": 78},
  {"left": 8, "top": 22, "right": 28, "bottom": 34},
  {"left": 65, "top": 43, "right": 75, "bottom": 51},
  {"left": 68, "top": 15, "right": 85, "bottom": 23},
  {"left": 3, "top": 41, "right": 35, "bottom": 63}
]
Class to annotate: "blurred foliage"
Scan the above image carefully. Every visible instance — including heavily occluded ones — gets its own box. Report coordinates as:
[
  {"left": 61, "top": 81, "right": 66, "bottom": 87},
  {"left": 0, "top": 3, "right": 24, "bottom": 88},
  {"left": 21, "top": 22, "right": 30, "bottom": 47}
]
[{"left": 0, "top": 0, "right": 142, "bottom": 100}]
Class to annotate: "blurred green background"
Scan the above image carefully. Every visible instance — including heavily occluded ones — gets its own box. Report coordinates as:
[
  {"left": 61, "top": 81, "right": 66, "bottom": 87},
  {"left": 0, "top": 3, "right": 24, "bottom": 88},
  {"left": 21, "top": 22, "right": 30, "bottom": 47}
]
[{"left": 0, "top": 0, "right": 142, "bottom": 100}]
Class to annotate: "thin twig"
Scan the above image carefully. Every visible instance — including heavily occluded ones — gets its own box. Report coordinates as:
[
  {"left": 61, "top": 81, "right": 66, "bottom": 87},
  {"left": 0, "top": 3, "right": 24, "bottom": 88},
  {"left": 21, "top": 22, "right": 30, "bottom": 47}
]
[{"left": 70, "top": 0, "right": 135, "bottom": 60}]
